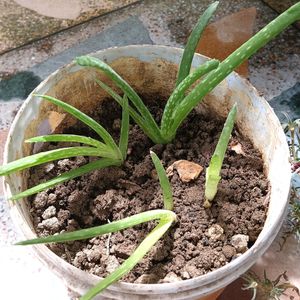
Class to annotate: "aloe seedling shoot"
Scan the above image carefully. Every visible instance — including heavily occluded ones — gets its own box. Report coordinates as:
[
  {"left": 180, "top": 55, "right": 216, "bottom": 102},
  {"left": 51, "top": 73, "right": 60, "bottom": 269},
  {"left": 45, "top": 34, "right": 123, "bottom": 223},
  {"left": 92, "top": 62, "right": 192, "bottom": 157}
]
[
  {"left": 0, "top": 1, "right": 300, "bottom": 299},
  {"left": 204, "top": 103, "right": 237, "bottom": 208}
]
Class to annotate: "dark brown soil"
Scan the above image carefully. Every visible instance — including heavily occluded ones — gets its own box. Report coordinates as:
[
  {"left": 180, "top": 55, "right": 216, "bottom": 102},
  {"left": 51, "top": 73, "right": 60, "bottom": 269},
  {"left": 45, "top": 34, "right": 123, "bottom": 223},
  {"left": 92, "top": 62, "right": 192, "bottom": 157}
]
[{"left": 28, "top": 97, "right": 269, "bottom": 283}]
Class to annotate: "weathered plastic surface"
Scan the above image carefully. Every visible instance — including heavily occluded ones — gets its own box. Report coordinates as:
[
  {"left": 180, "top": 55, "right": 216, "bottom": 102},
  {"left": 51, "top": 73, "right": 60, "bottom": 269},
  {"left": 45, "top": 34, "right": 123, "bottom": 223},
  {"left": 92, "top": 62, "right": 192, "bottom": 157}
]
[{"left": 3, "top": 45, "right": 291, "bottom": 299}]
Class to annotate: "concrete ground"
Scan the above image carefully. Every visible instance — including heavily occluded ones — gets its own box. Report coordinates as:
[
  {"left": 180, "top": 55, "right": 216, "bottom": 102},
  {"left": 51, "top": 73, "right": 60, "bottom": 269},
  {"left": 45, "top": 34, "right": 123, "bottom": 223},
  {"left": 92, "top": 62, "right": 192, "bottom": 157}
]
[{"left": 0, "top": 0, "right": 299, "bottom": 299}]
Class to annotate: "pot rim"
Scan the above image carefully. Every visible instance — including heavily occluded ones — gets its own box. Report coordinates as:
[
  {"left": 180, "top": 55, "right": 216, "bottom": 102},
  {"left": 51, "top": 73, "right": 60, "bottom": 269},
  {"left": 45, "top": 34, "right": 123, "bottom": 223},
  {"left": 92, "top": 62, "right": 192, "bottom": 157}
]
[{"left": 3, "top": 44, "right": 291, "bottom": 295}]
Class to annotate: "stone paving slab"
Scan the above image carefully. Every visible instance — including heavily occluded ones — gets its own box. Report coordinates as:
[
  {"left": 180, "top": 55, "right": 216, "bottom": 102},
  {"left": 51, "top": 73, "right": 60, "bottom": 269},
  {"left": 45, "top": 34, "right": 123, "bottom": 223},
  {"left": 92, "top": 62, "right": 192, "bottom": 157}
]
[
  {"left": 30, "top": 16, "right": 152, "bottom": 80},
  {"left": 263, "top": 0, "right": 300, "bottom": 28},
  {"left": 0, "top": 16, "right": 152, "bottom": 129},
  {"left": 0, "top": 0, "right": 139, "bottom": 54}
]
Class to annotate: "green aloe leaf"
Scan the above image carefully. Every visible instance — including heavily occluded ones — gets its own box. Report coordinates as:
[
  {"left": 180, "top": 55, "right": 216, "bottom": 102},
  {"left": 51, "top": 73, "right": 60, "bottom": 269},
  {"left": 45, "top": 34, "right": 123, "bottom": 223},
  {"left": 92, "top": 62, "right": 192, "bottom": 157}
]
[
  {"left": 170, "top": 2, "right": 300, "bottom": 138},
  {"left": 10, "top": 158, "right": 119, "bottom": 201},
  {"left": 34, "top": 94, "right": 121, "bottom": 157},
  {"left": 150, "top": 151, "right": 173, "bottom": 211},
  {"left": 81, "top": 216, "right": 174, "bottom": 300},
  {"left": 26, "top": 134, "right": 107, "bottom": 150},
  {"left": 204, "top": 103, "right": 237, "bottom": 207},
  {"left": 176, "top": 1, "right": 219, "bottom": 85},
  {"left": 16, "top": 209, "right": 176, "bottom": 245},
  {"left": 16, "top": 209, "right": 176, "bottom": 300},
  {"left": 119, "top": 95, "right": 129, "bottom": 160},
  {"left": 161, "top": 59, "right": 219, "bottom": 139},
  {"left": 95, "top": 79, "right": 158, "bottom": 142},
  {"left": 0, "top": 146, "right": 102, "bottom": 176},
  {"left": 76, "top": 56, "right": 165, "bottom": 144}
]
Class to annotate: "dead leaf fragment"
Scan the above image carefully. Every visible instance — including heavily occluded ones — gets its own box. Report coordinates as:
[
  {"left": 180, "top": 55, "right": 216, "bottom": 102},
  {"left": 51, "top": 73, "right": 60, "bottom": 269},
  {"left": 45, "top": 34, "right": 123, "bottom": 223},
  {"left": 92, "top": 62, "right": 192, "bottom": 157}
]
[
  {"left": 166, "top": 160, "right": 203, "bottom": 182},
  {"left": 230, "top": 141, "right": 246, "bottom": 156}
]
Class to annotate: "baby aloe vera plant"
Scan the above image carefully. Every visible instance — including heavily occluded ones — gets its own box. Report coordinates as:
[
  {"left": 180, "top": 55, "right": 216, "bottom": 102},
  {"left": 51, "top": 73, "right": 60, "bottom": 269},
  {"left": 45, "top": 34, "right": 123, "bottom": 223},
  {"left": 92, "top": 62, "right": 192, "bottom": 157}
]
[
  {"left": 1, "top": 2, "right": 300, "bottom": 300},
  {"left": 204, "top": 103, "right": 237, "bottom": 208},
  {"left": 0, "top": 94, "right": 129, "bottom": 200}
]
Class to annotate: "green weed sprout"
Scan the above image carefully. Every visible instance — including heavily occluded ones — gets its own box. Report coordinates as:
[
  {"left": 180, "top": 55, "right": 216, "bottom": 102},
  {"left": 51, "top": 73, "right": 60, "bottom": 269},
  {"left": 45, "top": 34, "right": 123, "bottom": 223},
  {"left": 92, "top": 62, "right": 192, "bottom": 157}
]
[
  {"left": 0, "top": 94, "right": 129, "bottom": 200},
  {"left": 281, "top": 112, "right": 300, "bottom": 161},
  {"left": 204, "top": 103, "right": 237, "bottom": 208},
  {"left": 242, "top": 270, "right": 300, "bottom": 300},
  {"left": 76, "top": 2, "right": 300, "bottom": 144},
  {"left": 16, "top": 151, "right": 176, "bottom": 300}
]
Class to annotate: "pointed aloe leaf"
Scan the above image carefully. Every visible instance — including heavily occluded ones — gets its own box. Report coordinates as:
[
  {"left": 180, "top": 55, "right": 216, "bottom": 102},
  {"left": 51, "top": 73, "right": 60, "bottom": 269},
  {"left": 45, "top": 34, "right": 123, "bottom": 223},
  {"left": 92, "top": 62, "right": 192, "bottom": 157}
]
[
  {"left": 16, "top": 209, "right": 176, "bottom": 300},
  {"left": 119, "top": 95, "right": 129, "bottom": 160},
  {"left": 150, "top": 151, "right": 173, "bottom": 211},
  {"left": 176, "top": 1, "right": 219, "bottom": 86},
  {"left": 95, "top": 79, "right": 159, "bottom": 143},
  {"left": 204, "top": 103, "right": 237, "bottom": 207},
  {"left": 34, "top": 94, "right": 121, "bottom": 157},
  {"left": 0, "top": 146, "right": 104, "bottom": 176},
  {"left": 170, "top": 2, "right": 300, "bottom": 138},
  {"left": 81, "top": 216, "right": 175, "bottom": 300},
  {"left": 161, "top": 59, "right": 219, "bottom": 139},
  {"left": 26, "top": 134, "right": 107, "bottom": 150},
  {"left": 16, "top": 209, "right": 176, "bottom": 245},
  {"left": 10, "top": 158, "right": 119, "bottom": 201},
  {"left": 75, "top": 56, "right": 165, "bottom": 144}
]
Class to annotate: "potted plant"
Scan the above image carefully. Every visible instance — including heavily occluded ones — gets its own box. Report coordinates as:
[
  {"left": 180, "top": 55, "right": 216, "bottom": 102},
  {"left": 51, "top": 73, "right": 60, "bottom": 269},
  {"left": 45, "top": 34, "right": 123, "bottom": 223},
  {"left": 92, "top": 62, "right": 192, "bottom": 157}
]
[{"left": 1, "top": 2, "right": 299, "bottom": 300}]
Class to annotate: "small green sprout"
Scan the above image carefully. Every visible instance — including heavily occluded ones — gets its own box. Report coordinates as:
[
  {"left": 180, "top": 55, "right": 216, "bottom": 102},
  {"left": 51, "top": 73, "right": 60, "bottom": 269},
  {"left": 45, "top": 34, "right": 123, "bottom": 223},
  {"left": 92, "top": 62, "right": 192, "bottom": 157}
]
[
  {"left": 204, "top": 103, "right": 237, "bottom": 208},
  {"left": 242, "top": 271, "right": 300, "bottom": 300},
  {"left": 281, "top": 112, "right": 300, "bottom": 162},
  {"left": 17, "top": 151, "right": 175, "bottom": 300},
  {"left": 150, "top": 150, "right": 173, "bottom": 211},
  {"left": 0, "top": 94, "right": 129, "bottom": 200}
]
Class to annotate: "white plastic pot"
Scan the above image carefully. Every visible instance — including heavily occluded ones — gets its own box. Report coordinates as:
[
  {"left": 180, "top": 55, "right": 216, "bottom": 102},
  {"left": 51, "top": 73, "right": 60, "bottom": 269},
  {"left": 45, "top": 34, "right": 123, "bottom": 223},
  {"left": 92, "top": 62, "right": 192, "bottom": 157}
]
[{"left": 3, "top": 45, "right": 291, "bottom": 300}]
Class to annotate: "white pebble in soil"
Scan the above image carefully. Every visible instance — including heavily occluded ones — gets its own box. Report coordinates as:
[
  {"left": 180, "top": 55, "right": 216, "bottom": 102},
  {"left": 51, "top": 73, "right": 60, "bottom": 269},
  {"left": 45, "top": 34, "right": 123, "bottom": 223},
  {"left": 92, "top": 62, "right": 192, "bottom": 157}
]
[
  {"left": 230, "top": 234, "right": 249, "bottom": 253},
  {"left": 42, "top": 206, "right": 56, "bottom": 220},
  {"left": 206, "top": 224, "right": 225, "bottom": 241},
  {"left": 135, "top": 273, "right": 159, "bottom": 284},
  {"left": 106, "top": 255, "right": 120, "bottom": 274},
  {"left": 37, "top": 217, "right": 60, "bottom": 231},
  {"left": 162, "top": 271, "right": 182, "bottom": 283}
]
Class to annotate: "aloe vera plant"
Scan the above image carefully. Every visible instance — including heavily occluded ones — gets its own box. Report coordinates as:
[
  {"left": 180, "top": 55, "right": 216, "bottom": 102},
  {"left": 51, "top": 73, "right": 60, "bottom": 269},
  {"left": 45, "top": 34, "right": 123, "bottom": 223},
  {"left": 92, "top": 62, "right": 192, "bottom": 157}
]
[
  {"left": 1, "top": 2, "right": 300, "bottom": 300},
  {"left": 77, "top": 2, "right": 300, "bottom": 143},
  {"left": 0, "top": 94, "right": 129, "bottom": 200}
]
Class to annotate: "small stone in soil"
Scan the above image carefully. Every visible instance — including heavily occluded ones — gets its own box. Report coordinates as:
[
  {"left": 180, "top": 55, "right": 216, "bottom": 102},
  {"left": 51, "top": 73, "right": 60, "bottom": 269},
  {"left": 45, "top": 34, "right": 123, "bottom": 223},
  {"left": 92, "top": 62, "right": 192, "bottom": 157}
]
[
  {"left": 181, "top": 271, "right": 191, "bottom": 279},
  {"left": 206, "top": 224, "right": 225, "bottom": 241},
  {"left": 74, "top": 251, "right": 86, "bottom": 268},
  {"left": 41, "top": 206, "right": 56, "bottom": 220},
  {"left": 135, "top": 273, "right": 159, "bottom": 284},
  {"left": 166, "top": 160, "right": 203, "bottom": 182},
  {"left": 162, "top": 272, "right": 182, "bottom": 283},
  {"left": 38, "top": 217, "right": 60, "bottom": 232},
  {"left": 44, "top": 163, "right": 55, "bottom": 173},
  {"left": 33, "top": 191, "right": 48, "bottom": 209},
  {"left": 106, "top": 256, "right": 120, "bottom": 273},
  {"left": 231, "top": 234, "right": 249, "bottom": 253},
  {"left": 229, "top": 141, "right": 246, "bottom": 156},
  {"left": 222, "top": 245, "right": 236, "bottom": 259}
]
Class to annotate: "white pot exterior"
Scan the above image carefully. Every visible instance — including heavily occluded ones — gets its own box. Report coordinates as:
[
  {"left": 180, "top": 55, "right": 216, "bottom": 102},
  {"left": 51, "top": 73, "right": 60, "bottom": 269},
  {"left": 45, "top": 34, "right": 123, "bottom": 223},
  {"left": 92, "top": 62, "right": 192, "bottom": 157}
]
[{"left": 3, "top": 45, "right": 291, "bottom": 299}]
